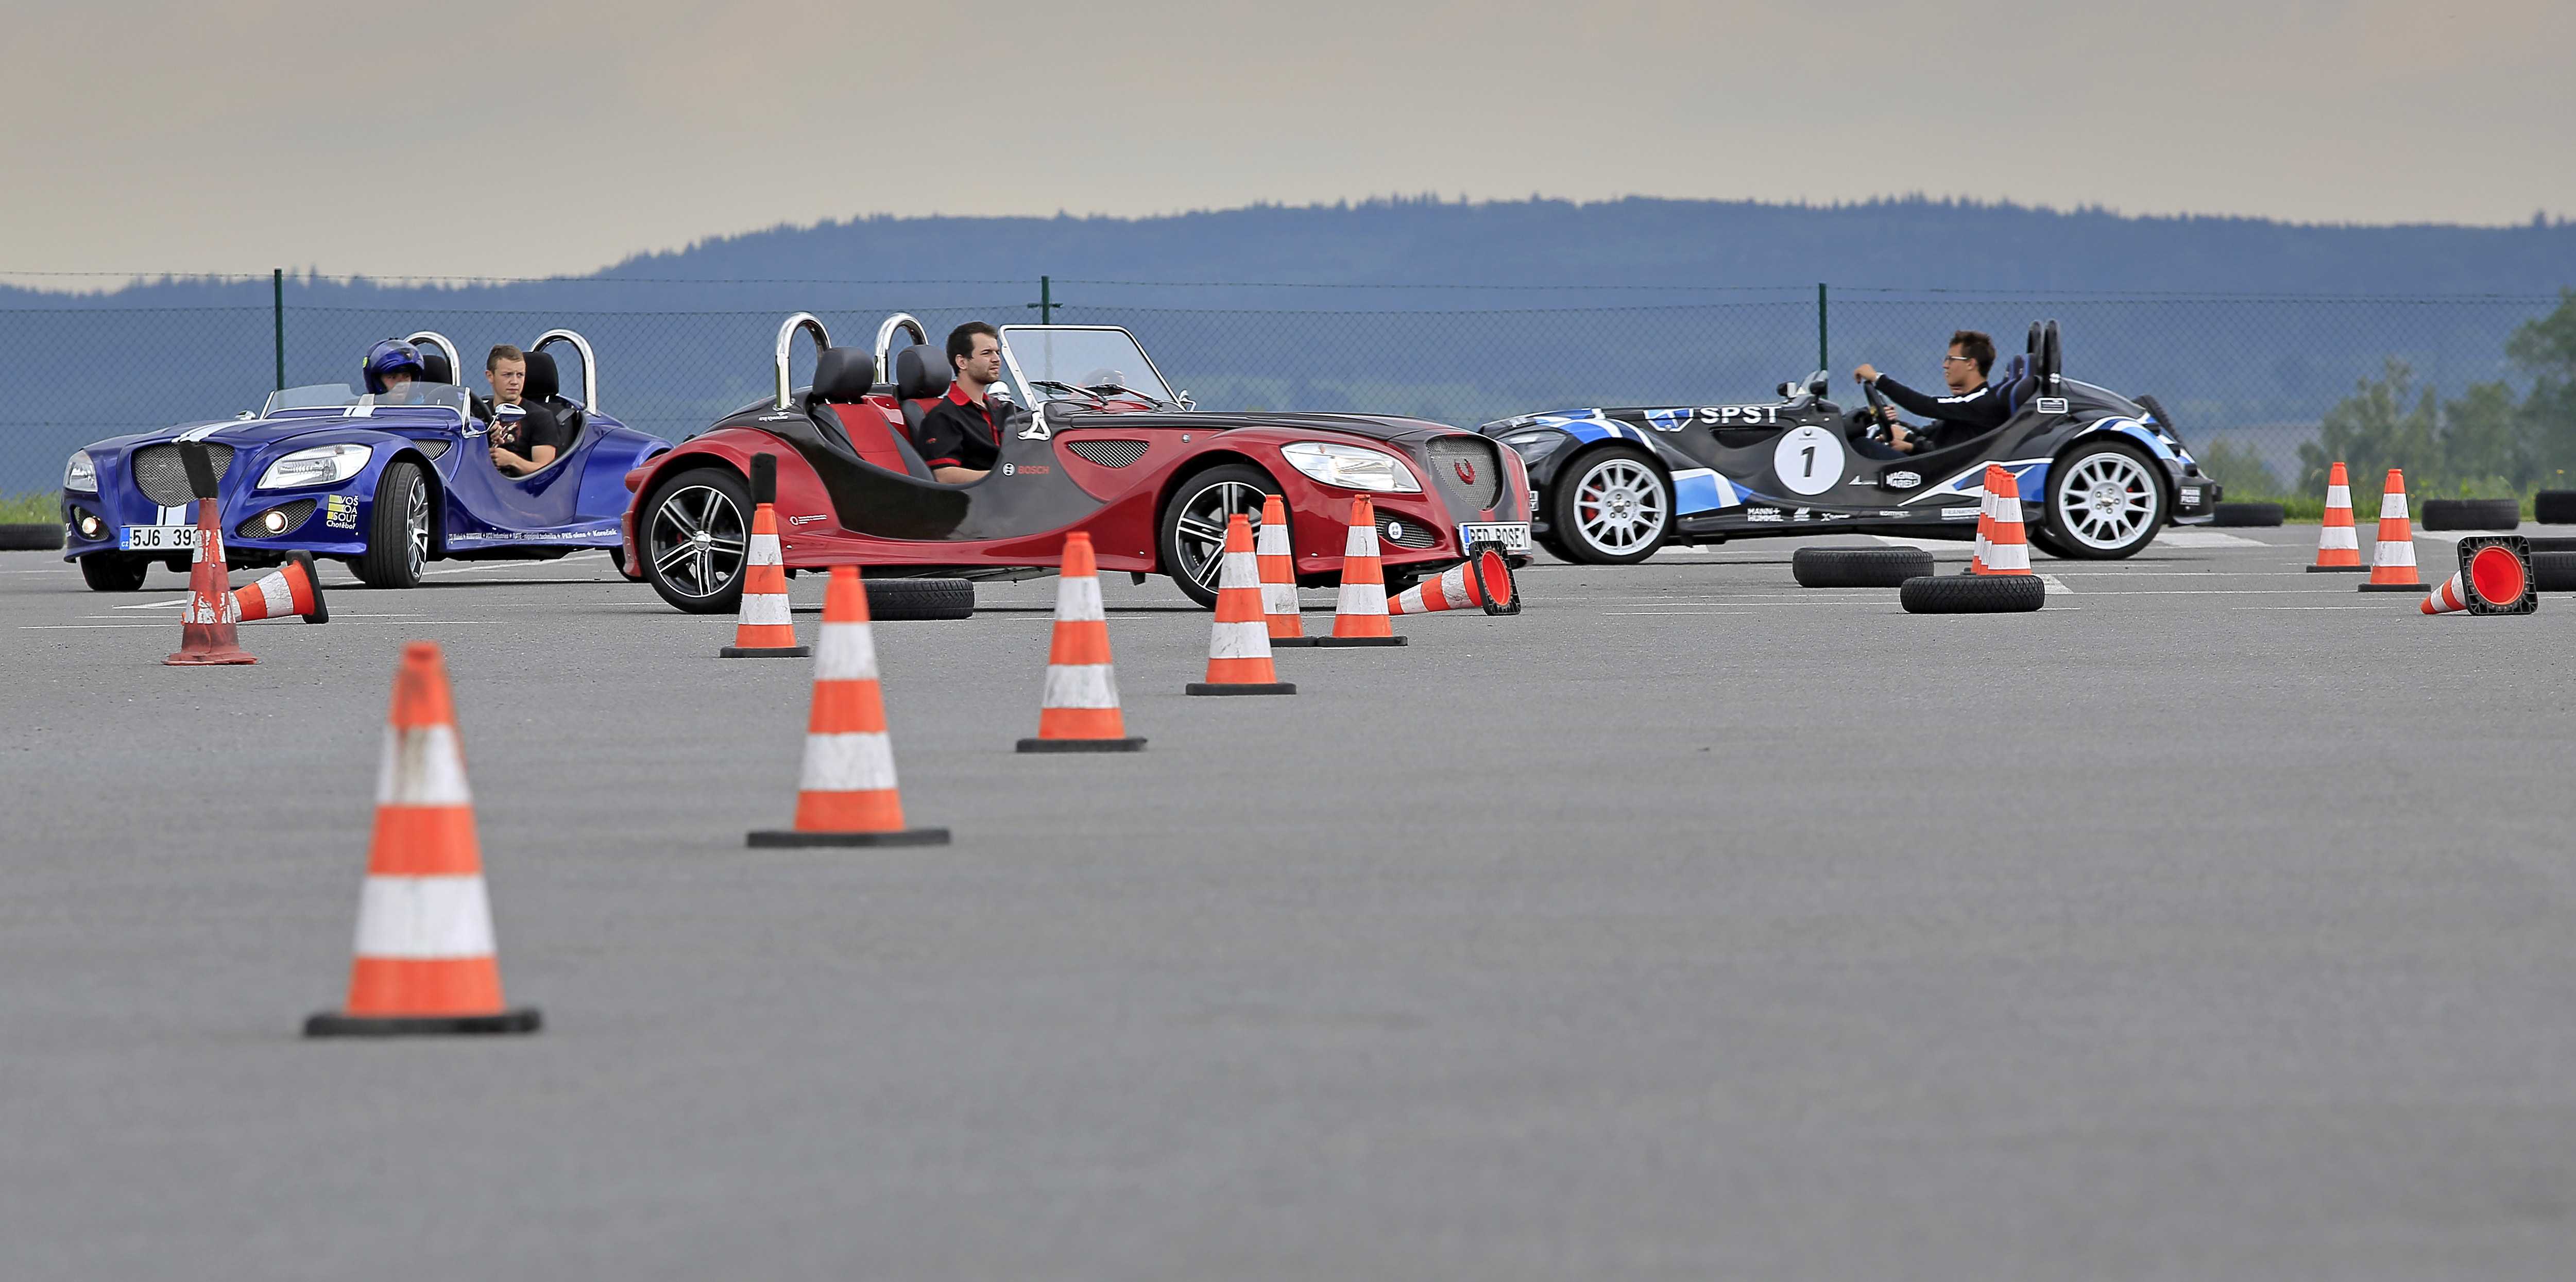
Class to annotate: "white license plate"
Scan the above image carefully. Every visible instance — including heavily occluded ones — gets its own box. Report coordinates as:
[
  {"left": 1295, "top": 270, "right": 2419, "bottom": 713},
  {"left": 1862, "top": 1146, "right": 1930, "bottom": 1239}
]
[
  {"left": 117, "top": 524, "right": 204, "bottom": 552},
  {"left": 1458, "top": 521, "right": 1531, "bottom": 552},
  {"left": 2179, "top": 487, "right": 2203, "bottom": 505}
]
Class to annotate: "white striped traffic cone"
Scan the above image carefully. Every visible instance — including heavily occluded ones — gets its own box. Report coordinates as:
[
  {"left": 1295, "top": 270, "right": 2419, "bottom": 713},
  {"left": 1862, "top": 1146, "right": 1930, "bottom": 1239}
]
[
  {"left": 1313, "top": 496, "right": 1407, "bottom": 647},
  {"left": 305, "top": 642, "right": 538, "bottom": 1036},
  {"left": 2308, "top": 461, "right": 2363, "bottom": 572},
  {"left": 1388, "top": 545, "right": 1521, "bottom": 616},
  {"left": 229, "top": 551, "right": 329, "bottom": 623},
  {"left": 1186, "top": 513, "right": 1296, "bottom": 695},
  {"left": 1018, "top": 532, "right": 1145, "bottom": 751},
  {"left": 167, "top": 442, "right": 255, "bottom": 666},
  {"left": 1968, "top": 464, "right": 2000, "bottom": 574},
  {"left": 722, "top": 454, "right": 807, "bottom": 657},
  {"left": 1978, "top": 469, "right": 2034, "bottom": 576},
  {"left": 2359, "top": 469, "right": 2421, "bottom": 592},
  {"left": 749, "top": 566, "right": 948, "bottom": 846},
  {"left": 2423, "top": 540, "right": 2534, "bottom": 616},
  {"left": 1257, "top": 493, "right": 1319, "bottom": 647}
]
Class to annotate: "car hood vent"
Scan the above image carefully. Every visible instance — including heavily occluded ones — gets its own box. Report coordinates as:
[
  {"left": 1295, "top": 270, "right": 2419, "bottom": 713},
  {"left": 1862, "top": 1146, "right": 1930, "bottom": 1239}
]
[{"left": 1066, "top": 438, "right": 1149, "bottom": 468}]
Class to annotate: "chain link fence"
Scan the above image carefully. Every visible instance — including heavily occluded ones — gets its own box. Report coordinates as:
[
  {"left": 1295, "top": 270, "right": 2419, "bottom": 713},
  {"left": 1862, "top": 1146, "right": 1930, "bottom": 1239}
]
[{"left": 2, "top": 276, "right": 2563, "bottom": 505}]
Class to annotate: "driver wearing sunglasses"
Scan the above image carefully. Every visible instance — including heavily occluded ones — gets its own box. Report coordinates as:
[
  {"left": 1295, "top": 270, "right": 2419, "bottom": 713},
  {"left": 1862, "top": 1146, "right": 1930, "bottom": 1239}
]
[{"left": 1851, "top": 329, "right": 2006, "bottom": 454}]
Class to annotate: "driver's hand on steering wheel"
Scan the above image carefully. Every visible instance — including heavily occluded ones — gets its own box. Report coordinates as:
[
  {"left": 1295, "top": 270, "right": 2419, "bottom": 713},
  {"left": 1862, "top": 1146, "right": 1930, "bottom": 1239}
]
[{"left": 1853, "top": 364, "right": 1880, "bottom": 385}]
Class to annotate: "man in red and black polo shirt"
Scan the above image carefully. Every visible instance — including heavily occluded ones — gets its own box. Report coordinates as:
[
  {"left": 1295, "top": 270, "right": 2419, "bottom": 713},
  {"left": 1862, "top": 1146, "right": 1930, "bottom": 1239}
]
[{"left": 915, "top": 321, "right": 1005, "bottom": 483}]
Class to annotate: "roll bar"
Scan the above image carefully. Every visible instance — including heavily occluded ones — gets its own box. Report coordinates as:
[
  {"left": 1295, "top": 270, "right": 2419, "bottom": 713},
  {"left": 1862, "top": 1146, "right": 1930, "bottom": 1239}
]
[
  {"left": 774, "top": 313, "right": 830, "bottom": 410},
  {"left": 401, "top": 331, "right": 463, "bottom": 385},
  {"left": 874, "top": 314, "right": 929, "bottom": 382},
  {"left": 530, "top": 329, "right": 600, "bottom": 414}
]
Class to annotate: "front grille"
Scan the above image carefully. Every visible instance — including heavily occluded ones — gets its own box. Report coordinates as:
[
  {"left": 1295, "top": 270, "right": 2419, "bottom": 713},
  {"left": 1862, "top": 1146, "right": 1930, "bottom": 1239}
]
[
  {"left": 131, "top": 442, "right": 236, "bottom": 505},
  {"left": 236, "top": 499, "right": 317, "bottom": 538},
  {"left": 1067, "top": 438, "right": 1149, "bottom": 467},
  {"left": 1423, "top": 436, "right": 1502, "bottom": 515},
  {"left": 1378, "top": 516, "right": 1437, "bottom": 549}
]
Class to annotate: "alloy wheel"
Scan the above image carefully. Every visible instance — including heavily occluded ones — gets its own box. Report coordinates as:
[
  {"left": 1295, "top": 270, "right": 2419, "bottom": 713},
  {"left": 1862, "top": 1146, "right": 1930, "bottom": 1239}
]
[
  {"left": 1574, "top": 457, "right": 1667, "bottom": 556},
  {"left": 1173, "top": 478, "right": 1269, "bottom": 593},
  {"left": 2053, "top": 450, "right": 2159, "bottom": 551},
  {"left": 649, "top": 484, "right": 748, "bottom": 599}
]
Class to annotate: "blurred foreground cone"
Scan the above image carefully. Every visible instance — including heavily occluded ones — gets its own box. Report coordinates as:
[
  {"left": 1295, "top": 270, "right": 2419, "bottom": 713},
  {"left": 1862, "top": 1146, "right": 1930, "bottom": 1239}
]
[
  {"left": 1256, "top": 494, "right": 1319, "bottom": 647},
  {"left": 2423, "top": 537, "right": 2537, "bottom": 616},
  {"left": 2359, "top": 469, "right": 2422, "bottom": 591},
  {"left": 748, "top": 566, "right": 949, "bottom": 846},
  {"left": 1975, "top": 468, "right": 2034, "bottom": 576},
  {"left": 166, "top": 442, "right": 255, "bottom": 666},
  {"left": 305, "top": 642, "right": 538, "bottom": 1036},
  {"left": 1967, "top": 464, "right": 2000, "bottom": 574},
  {"left": 229, "top": 551, "right": 330, "bottom": 624},
  {"left": 2308, "top": 461, "right": 2364, "bottom": 572},
  {"left": 1313, "top": 496, "right": 1407, "bottom": 647},
  {"left": 1018, "top": 533, "right": 1145, "bottom": 751},
  {"left": 1186, "top": 513, "right": 1296, "bottom": 695},
  {"left": 1389, "top": 545, "right": 1521, "bottom": 616},
  {"left": 723, "top": 453, "right": 808, "bottom": 657}
]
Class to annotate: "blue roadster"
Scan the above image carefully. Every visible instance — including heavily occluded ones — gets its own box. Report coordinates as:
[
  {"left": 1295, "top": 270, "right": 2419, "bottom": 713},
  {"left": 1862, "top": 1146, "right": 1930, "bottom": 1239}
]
[{"left": 59, "top": 331, "right": 669, "bottom": 590}]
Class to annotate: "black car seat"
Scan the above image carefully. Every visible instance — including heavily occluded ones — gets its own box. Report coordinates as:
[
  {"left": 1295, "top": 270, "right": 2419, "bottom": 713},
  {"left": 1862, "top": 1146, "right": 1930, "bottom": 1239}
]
[
  {"left": 807, "top": 346, "right": 934, "bottom": 480},
  {"left": 1996, "top": 353, "right": 2034, "bottom": 416},
  {"left": 522, "top": 350, "right": 588, "bottom": 441},
  {"left": 892, "top": 345, "right": 954, "bottom": 447},
  {"left": 418, "top": 348, "right": 454, "bottom": 384}
]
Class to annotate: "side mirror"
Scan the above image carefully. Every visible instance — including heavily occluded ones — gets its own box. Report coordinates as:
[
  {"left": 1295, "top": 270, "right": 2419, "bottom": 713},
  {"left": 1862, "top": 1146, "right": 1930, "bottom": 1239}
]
[{"left": 1176, "top": 390, "right": 1195, "bottom": 411}]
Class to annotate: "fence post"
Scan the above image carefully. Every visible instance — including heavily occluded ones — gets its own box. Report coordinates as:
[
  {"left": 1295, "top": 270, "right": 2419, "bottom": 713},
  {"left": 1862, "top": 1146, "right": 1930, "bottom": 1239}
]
[
  {"left": 1816, "top": 282, "right": 1828, "bottom": 373},
  {"left": 271, "top": 268, "right": 285, "bottom": 391},
  {"left": 1027, "top": 275, "right": 1056, "bottom": 323}
]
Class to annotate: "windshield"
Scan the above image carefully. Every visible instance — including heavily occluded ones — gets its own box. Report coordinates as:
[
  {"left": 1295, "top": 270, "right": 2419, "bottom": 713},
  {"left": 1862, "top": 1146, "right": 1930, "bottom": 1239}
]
[
  {"left": 262, "top": 382, "right": 471, "bottom": 417},
  {"left": 999, "top": 327, "right": 1174, "bottom": 404}
]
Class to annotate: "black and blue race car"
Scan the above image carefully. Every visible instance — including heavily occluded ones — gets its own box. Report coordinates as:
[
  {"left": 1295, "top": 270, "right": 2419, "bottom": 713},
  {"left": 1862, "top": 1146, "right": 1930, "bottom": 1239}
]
[
  {"left": 59, "top": 331, "right": 669, "bottom": 590},
  {"left": 1480, "top": 321, "right": 2219, "bottom": 563}
]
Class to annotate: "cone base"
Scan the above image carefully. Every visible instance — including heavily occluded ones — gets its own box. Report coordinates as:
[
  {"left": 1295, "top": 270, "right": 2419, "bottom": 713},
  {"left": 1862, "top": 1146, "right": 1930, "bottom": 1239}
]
[
  {"left": 719, "top": 645, "right": 811, "bottom": 658},
  {"left": 1309, "top": 636, "right": 1408, "bottom": 647},
  {"left": 304, "top": 1007, "right": 541, "bottom": 1037},
  {"left": 166, "top": 649, "right": 257, "bottom": 666},
  {"left": 1017, "top": 737, "right": 1148, "bottom": 753},
  {"left": 748, "top": 827, "right": 951, "bottom": 847},
  {"left": 1186, "top": 681, "right": 1298, "bottom": 696},
  {"left": 1267, "top": 636, "right": 1327, "bottom": 647},
  {"left": 2358, "top": 580, "right": 2425, "bottom": 592},
  {"left": 2305, "top": 564, "right": 2367, "bottom": 573}
]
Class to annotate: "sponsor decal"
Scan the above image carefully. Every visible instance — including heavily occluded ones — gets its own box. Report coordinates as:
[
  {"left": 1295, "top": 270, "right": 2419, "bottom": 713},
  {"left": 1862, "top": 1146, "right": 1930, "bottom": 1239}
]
[
  {"left": 446, "top": 527, "right": 621, "bottom": 546},
  {"left": 1886, "top": 470, "right": 1921, "bottom": 489},
  {"left": 1880, "top": 509, "right": 1906, "bottom": 518},
  {"left": 787, "top": 514, "right": 827, "bottom": 526},
  {"left": 1941, "top": 506, "right": 1981, "bottom": 520},
  {"left": 1744, "top": 506, "right": 1785, "bottom": 523},
  {"left": 1792, "top": 508, "right": 1812, "bottom": 522},
  {"left": 1697, "top": 405, "right": 1782, "bottom": 426},
  {"left": 1642, "top": 407, "right": 1695, "bottom": 432},
  {"left": 2179, "top": 486, "right": 2202, "bottom": 505},
  {"left": 1018, "top": 464, "right": 1050, "bottom": 475},
  {"left": 757, "top": 412, "right": 796, "bottom": 422},
  {"left": 323, "top": 494, "right": 361, "bottom": 529},
  {"left": 1000, "top": 462, "right": 1015, "bottom": 476},
  {"left": 1453, "top": 458, "right": 1477, "bottom": 485},
  {"left": 2035, "top": 397, "right": 2069, "bottom": 414}
]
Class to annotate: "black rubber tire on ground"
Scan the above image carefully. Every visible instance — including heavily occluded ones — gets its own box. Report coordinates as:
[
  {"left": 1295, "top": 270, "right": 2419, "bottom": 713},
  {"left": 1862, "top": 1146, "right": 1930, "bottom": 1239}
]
[
  {"left": 2418, "top": 497, "right": 2520, "bottom": 532},
  {"left": 1547, "top": 445, "right": 1672, "bottom": 565},
  {"left": 637, "top": 466, "right": 755, "bottom": 614},
  {"left": 0, "top": 523, "right": 63, "bottom": 551},
  {"left": 2535, "top": 491, "right": 2576, "bottom": 525},
  {"left": 1156, "top": 463, "right": 1281, "bottom": 609},
  {"left": 2532, "top": 551, "right": 2576, "bottom": 593},
  {"left": 866, "top": 577, "right": 975, "bottom": 621},
  {"left": 78, "top": 553, "right": 150, "bottom": 591},
  {"left": 2524, "top": 536, "right": 2576, "bottom": 555},
  {"left": 1792, "top": 546, "right": 1933, "bottom": 588},
  {"left": 353, "top": 459, "right": 430, "bottom": 588},
  {"left": 1899, "top": 573, "right": 2046, "bottom": 614},
  {"left": 2211, "top": 501, "right": 2284, "bottom": 527}
]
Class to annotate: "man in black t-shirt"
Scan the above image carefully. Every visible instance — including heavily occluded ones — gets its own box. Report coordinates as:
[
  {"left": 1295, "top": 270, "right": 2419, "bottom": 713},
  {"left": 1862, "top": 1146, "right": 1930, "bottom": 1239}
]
[
  {"left": 1852, "top": 330, "right": 2009, "bottom": 455},
  {"left": 477, "top": 344, "right": 567, "bottom": 477},
  {"left": 914, "top": 322, "right": 1005, "bottom": 483}
]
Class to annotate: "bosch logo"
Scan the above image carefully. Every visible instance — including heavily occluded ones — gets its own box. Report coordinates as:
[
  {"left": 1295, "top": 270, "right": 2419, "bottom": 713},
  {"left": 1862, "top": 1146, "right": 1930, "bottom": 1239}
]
[
  {"left": 1453, "top": 459, "right": 1477, "bottom": 485},
  {"left": 787, "top": 514, "right": 827, "bottom": 526},
  {"left": 1001, "top": 462, "right": 1016, "bottom": 476}
]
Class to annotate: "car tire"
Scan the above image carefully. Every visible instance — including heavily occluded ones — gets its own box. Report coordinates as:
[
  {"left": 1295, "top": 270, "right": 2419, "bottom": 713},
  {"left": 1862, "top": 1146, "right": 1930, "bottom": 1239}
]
[
  {"left": 0, "top": 524, "right": 63, "bottom": 551},
  {"left": 1792, "top": 546, "right": 1932, "bottom": 587},
  {"left": 2532, "top": 551, "right": 2576, "bottom": 593},
  {"left": 2418, "top": 497, "right": 2519, "bottom": 531},
  {"left": 354, "top": 459, "right": 431, "bottom": 588},
  {"left": 1900, "top": 573, "right": 2046, "bottom": 614},
  {"left": 638, "top": 467, "right": 755, "bottom": 614},
  {"left": 866, "top": 577, "right": 975, "bottom": 621},
  {"left": 1158, "top": 463, "right": 1281, "bottom": 609},
  {"left": 78, "top": 553, "right": 150, "bottom": 592},
  {"left": 1532, "top": 529, "right": 1579, "bottom": 564},
  {"left": 2041, "top": 439, "right": 2166, "bottom": 559},
  {"left": 1548, "top": 446, "right": 1670, "bottom": 565},
  {"left": 2212, "top": 501, "right": 2284, "bottom": 526},
  {"left": 2534, "top": 491, "right": 2576, "bottom": 525}
]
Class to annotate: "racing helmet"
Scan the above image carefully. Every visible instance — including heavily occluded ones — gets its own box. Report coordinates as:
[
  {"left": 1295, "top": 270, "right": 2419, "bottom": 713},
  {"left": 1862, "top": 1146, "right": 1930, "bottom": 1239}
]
[{"left": 362, "top": 339, "right": 426, "bottom": 395}]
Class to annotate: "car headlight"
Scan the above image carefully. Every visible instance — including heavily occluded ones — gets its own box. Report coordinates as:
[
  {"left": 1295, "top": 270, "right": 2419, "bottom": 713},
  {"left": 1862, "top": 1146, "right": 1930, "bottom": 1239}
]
[
  {"left": 63, "top": 450, "right": 96, "bottom": 492},
  {"left": 258, "top": 442, "right": 372, "bottom": 489},
  {"left": 1280, "top": 441, "right": 1421, "bottom": 493}
]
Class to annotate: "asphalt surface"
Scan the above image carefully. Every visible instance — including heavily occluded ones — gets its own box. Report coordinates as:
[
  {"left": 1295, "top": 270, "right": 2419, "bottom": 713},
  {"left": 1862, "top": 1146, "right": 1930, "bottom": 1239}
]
[{"left": 6, "top": 527, "right": 2575, "bottom": 1279}]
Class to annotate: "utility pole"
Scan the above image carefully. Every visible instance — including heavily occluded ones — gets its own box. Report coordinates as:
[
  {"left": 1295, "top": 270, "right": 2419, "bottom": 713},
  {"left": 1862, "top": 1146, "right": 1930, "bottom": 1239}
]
[
  {"left": 1816, "top": 282, "right": 1828, "bottom": 373},
  {"left": 272, "top": 268, "right": 286, "bottom": 391},
  {"left": 1027, "top": 275, "right": 1057, "bottom": 323}
]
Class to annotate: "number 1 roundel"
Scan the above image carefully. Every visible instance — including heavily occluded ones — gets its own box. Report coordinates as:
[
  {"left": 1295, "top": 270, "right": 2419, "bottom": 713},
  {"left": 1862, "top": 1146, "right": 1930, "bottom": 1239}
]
[{"left": 1770, "top": 424, "right": 1845, "bottom": 496}]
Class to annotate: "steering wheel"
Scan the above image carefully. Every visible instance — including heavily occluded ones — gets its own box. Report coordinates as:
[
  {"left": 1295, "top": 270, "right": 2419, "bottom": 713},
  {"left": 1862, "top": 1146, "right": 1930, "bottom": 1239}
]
[{"left": 1860, "top": 377, "right": 1898, "bottom": 444}]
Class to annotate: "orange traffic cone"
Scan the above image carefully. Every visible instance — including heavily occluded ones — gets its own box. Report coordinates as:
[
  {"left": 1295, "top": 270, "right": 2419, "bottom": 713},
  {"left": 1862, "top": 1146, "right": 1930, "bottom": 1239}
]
[
  {"left": 1186, "top": 512, "right": 1296, "bottom": 695},
  {"left": 305, "top": 642, "right": 538, "bottom": 1036},
  {"left": 1257, "top": 494, "right": 1319, "bottom": 647},
  {"left": 2423, "top": 538, "right": 2537, "bottom": 616},
  {"left": 2359, "top": 469, "right": 2422, "bottom": 591},
  {"left": 1388, "top": 545, "right": 1521, "bottom": 616},
  {"left": 749, "top": 566, "right": 948, "bottom": 846},
  {"left": 722, "top": 454, "right": 808, "bottom": 657},
  {"left": 166, "top": 442, "right": 254, "bottom": 666},
  {"left": 1312, "top": 496, "right": 1407, "bottom": 647},
  {"left": 1967, "top": 464, "right": 2000, "bottom": 574},
  {"left": 2307, "top": 461, "right": 2364, "bottom": 572},
  {"left": 1977, "top": 468, "right": 2034, "bottom": 576},
  {"left": 229, "top": 551, "right": 330, "bottom": 624},
  {"left": 1018, "top": 533, "right": 1145, "bottom": 752}
]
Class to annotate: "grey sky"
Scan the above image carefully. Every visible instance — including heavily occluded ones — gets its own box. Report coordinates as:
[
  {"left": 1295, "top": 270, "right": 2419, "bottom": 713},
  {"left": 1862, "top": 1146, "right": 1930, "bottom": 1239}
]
[{"left": 3, "top": 0, "right": 2570, "bottom": 281}]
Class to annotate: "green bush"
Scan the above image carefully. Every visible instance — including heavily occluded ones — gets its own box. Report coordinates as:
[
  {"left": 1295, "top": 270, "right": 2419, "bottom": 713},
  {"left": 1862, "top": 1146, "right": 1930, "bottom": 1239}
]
[{"left": 0, "top": 492, "right": 58, "bottom": 523}]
